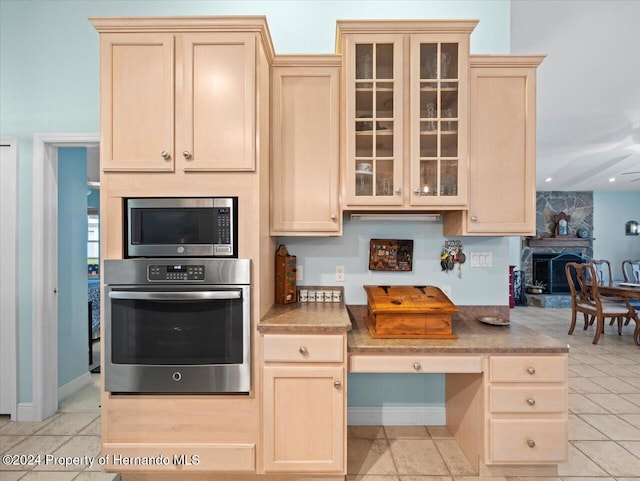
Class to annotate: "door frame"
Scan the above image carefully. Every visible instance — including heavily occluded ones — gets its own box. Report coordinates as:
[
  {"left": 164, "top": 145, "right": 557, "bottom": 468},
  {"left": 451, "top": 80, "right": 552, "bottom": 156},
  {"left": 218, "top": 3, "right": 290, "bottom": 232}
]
[
  {"left": 0, "top": 137, "right": 18, "bottom": 420},
  {"left": 32, "top": 133, "right": 99, "bottom": 421}
]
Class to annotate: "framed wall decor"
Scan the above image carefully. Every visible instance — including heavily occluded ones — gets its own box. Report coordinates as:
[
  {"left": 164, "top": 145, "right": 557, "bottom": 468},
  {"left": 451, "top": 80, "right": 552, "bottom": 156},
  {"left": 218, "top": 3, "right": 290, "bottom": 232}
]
[
  {"left": 554, "top": 212, "right": 571, "bottom": 237},
  {"left": 369, "top": 239, "right": 413, "bottom": 271}
]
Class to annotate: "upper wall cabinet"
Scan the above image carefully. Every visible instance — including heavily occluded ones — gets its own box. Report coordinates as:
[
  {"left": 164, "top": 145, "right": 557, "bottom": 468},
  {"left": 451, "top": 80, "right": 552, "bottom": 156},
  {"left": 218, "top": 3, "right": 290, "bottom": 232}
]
[
  {"left": 336, "top": 21, "right": 477, "bottom": 210},
  {"left": 270, "top": 56, "right": 342, "bottom": 236},
  {"left": 444, "top": 56, "right": 544, "bottom": 236},
  {"left": 92, "top": 17, "right": 274, "bottom": 173}
]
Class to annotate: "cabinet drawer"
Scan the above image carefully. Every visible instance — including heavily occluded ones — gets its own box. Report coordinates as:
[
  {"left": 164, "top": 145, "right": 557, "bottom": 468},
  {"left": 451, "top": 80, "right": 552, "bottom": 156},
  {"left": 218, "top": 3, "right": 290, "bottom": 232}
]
[
  {"left": 102, "top": 442, "right": 255, "bottom": 472},
  {"left": 489, "top": 419, "right": 567, "bottom": 463},
  {"left": 349, "top": 355, "right": 482, "bottom": 373},
  {"left": 490, "top": 355, "right": 567, "bottom": 383},
  {"left": 490, "top": 386, "right": 568, "bottom": 413},
  {"left": 263, "top": 334, "right": 343, "bottom": 363}
]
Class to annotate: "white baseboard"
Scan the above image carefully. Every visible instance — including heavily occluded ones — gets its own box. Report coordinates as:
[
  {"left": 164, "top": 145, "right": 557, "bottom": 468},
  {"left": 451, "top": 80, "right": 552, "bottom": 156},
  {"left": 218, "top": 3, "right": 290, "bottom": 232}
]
[
  {"left": 17, "top": 402, "right": 34, "bottom": 421},
  {"left": 58, "top": 372, "right": 92, "bottom": 402},
  {"left": 347, "top": 406, "right": 446, "bottom": 426}
]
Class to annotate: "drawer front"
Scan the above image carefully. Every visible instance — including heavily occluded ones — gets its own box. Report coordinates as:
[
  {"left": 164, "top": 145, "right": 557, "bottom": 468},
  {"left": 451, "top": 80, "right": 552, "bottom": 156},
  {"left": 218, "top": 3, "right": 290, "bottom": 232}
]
[
  {"left": 490, "top": 386, "right": 568, "bottom": 413},
  {"left": 349, "top": 355, "right": 482, "bottom": 373},
  {"left": 489, "top": 419, "right": 568, "bottom": 463},
  {"left": 102, "top": 442, "right": 255, "bottom": 472},
  {"left": 490, "top": 355, "right": 567, "bottom": 383},
  {"left": 263, "top": 334, "right": 343, "bottom": 363}
]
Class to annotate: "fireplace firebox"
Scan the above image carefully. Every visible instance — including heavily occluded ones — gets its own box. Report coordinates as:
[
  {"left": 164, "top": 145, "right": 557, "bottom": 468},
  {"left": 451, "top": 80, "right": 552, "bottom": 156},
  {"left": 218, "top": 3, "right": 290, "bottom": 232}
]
[{"left": 532, "top": 252, "right": 587, "bottom": 294}]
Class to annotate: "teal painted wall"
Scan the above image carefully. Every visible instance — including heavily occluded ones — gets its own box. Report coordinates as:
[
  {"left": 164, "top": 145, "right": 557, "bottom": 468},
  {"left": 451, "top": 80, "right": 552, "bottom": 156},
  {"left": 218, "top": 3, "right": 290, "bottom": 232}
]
[
  {"left": 0, "top": 0, "right": 510, "bottom": 404},
  {"left": 57, "top": 148, "right": 89, "bottom": 388},
  {"left": 593, "top": 192, "right": 640, "bottom": 277}
]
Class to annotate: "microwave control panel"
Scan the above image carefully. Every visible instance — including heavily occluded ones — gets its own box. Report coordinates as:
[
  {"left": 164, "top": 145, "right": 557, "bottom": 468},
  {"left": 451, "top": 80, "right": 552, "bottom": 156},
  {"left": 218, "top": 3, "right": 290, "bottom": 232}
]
[{"left": 148, "top": 264, "right": 205, "bottom": 281}]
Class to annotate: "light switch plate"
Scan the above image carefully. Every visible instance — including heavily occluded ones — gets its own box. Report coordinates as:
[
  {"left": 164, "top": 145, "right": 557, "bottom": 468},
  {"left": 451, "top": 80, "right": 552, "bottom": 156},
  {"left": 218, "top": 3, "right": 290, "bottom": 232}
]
[
  {"left": 336, "top": 266, "right": 345, "bottom": 282},
  {"left": 296, "top": 265, "right": 303, "bottom": 281}
]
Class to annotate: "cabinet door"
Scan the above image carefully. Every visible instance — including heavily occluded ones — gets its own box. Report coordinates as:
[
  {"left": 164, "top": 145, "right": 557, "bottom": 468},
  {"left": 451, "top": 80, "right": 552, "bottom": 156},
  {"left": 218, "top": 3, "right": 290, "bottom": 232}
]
[
  {"left": 177, "top": 33, "right": 256, "bottom": 171},
  {"left": 466, "top": 61, "right": 538, "bottom": 234},
  {"left": 271, "top": 62, "right": 341, "bottom": 235},
  {"left": 263, "top": 366, "right": 344, "bottom": 473},
  {"left": 344, "top": 35, "right": 404, "bottom": 206},
  {"left": 100, "top": 33, "right": 174, "bottom": 171},
  {"left": 409, "top": 34, "right": 469, "bottom": 206}
]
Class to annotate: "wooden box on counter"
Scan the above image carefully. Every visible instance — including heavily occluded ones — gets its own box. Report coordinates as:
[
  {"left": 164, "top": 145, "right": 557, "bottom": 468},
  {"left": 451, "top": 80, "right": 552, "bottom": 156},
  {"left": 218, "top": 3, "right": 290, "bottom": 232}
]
[
  {"left": 364, "top": 285, "right": 458, "bottom": 339},
  {"left": 275, "top": 244, "right": 297, "bottom": 304}
]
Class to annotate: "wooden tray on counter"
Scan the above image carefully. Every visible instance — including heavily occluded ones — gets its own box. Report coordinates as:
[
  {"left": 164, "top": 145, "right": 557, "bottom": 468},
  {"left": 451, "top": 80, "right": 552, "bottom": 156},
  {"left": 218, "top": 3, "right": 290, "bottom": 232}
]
[{"left": 364, "top": 285, "right": 458, "bottom": 339}]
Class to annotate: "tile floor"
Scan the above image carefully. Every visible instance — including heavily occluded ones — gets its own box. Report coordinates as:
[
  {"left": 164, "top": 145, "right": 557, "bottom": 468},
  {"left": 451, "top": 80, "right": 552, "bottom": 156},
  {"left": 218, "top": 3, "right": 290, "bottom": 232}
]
[{"left": 2, "top": 306, "right": 640, "bottom": 480}]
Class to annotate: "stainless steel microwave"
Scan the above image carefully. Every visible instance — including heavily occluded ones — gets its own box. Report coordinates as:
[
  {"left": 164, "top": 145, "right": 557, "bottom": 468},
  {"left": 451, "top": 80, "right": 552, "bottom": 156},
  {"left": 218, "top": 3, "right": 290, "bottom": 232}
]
[{"left": 126, "top": 197, "right": 238, "bottom": 258}]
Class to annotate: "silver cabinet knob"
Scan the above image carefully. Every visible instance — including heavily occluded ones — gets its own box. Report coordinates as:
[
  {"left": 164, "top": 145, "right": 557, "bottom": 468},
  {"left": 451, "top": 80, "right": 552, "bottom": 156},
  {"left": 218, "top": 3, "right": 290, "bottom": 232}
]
[
  {"left": 331, "top": 215, "right": 337, "bottom": 221},
  {"left": 395, "top": 187, "right": 402, "bottom": 194},
  {"left": 413, "top": 362, "right": 421, "bottom": 371},
  {"left": 299, "top": 346, "right": 308, "bottom": 355},
  {"left": 413, "top": 188, "right": 421, "bottom": 195},
  {"left": 182, "top": 151, "right": 192, "bottom": 159},
  {"left": 526, "top": 398, "right": 536, "bottom": 406},
  {"left": 334, "top": 380, "right": 342, "bottom": 389},
  {"left": 527, "top": 367, "right": 536, "bottom": 375},
  {"left": 527, "top": 439, "right": 536, "bottom": 448},
  {"left": 161, "top": 151, "right": 170, "bottom": 160},
  {"left": 470, "top": 215, "right": 478, "bottom": 222}
]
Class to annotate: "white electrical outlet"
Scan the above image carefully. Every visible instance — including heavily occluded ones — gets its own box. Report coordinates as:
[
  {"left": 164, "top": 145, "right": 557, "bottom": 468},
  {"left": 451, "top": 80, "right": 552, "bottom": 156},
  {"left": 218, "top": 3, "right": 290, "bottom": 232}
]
[
  {"left": 441, "top": 285, "right": 452, "bottom": 298},
  {"left": 335, "top": 265, "right": 345, "bottom": 282},
  {"left": 296, "top": 265, "right": 303, "bottom": 281}
]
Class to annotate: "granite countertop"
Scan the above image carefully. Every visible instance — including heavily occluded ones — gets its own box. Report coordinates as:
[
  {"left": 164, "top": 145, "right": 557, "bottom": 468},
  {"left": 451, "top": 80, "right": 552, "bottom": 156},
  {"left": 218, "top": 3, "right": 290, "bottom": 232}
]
[
  {"left": 347, "top": 305, "right": 569, "bottom": 354},
  {"left": 258, "top": 302, "right": 352, "bottom": 333}
]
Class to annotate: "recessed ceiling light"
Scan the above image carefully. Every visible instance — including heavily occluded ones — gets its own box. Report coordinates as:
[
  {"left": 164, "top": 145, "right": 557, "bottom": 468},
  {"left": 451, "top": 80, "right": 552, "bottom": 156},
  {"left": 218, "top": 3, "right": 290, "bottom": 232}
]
[
  {"left": 609, "top": 177, "right": 616, "bottom": 182},
  {"left": 545, "top": 177, "right": 552, "bottom": 182}
]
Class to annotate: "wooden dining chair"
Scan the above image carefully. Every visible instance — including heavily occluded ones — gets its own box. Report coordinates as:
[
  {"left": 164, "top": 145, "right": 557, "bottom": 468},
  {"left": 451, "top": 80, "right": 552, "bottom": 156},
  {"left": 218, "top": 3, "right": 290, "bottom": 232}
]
[
  {"left": 590, "top": 259, "right": 632, "bottom": 327},
  {"left": 565, "top": 262, "right": 638, "bottom": 344},
  {"left": 622, "top": 260, "right": 640, "bottom": 284}
]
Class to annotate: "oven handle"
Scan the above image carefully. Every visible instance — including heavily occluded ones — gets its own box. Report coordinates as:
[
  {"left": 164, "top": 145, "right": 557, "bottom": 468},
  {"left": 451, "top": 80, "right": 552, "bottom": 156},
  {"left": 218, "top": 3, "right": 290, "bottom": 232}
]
[{"left": 108, "top": 290, "right": 242, "bottom": 301}]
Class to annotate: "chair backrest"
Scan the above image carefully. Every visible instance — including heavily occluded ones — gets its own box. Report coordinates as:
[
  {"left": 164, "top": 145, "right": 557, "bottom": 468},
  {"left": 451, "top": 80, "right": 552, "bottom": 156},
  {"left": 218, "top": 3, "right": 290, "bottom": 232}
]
[
  {"left": 590, "top": 259, "right": 613, "bottom": 286},
  {"left": 622, "top": 260, "right": 640, "bottom": 283},
  {"left": 565, "top": 262, "right": 599, "bottom": 307}
]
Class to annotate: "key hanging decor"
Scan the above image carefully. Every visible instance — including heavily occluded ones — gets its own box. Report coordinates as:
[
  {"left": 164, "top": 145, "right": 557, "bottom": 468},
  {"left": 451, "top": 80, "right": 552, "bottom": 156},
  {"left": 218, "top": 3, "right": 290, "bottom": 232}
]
[{"left": 440, "top": 240, "right": 466, "bottom": 278}]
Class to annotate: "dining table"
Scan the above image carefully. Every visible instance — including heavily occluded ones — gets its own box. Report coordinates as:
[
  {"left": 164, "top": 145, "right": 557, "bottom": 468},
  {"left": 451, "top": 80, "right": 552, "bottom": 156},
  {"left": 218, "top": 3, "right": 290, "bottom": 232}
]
[{"left": 598, "top": 282, "right": 640, "bottom": 345}]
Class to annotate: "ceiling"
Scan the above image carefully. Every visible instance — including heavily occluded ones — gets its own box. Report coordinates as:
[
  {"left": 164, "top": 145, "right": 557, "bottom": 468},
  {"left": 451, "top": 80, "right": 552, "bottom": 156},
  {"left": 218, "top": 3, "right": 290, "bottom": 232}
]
[{"left": 510, "top": 1, "right": 640, "bottom": 192}]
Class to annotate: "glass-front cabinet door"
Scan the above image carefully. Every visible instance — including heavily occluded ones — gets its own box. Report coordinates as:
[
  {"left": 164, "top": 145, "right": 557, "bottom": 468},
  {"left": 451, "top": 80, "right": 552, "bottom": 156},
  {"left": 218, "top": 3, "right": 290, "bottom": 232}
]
[
  {"left": 410, "top": 35, "right": 469, "bottom": 207},
  {"left": 345, "top": 35, "right": 404, "bottom": 205}
]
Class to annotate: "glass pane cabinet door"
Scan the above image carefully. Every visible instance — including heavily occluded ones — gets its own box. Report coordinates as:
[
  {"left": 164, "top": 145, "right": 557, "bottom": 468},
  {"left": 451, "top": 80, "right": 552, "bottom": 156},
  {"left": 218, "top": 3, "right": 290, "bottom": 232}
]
[
  {"left": 348, "top": 37, "right": 403, "bottom": 205},
  {"left": 410, "top": 38, "right": 467, "bottom": 206}
]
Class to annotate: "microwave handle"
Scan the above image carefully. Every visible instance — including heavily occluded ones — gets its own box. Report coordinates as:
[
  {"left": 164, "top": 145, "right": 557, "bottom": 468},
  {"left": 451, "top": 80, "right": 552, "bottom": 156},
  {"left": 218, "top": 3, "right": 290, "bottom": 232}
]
[{"left": 109, "top": 291, "right": 241, "bottom": 301}]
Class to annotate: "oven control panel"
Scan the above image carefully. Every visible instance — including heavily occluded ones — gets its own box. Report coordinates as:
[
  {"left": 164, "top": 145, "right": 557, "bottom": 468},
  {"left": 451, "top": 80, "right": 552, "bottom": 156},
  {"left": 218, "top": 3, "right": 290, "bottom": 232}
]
[{"left": 148, "top": 264, "right": 205, "bottom": 281}]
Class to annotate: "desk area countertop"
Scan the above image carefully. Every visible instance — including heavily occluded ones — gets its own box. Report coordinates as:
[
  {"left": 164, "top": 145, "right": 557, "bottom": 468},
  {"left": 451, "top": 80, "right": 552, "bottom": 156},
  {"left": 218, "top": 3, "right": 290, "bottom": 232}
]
[
  {"left": 259, "top": 303, "right": 568, "bottom": 354},
  {"left": 347, "top": 305, "right": 569, "bottom": 354}
]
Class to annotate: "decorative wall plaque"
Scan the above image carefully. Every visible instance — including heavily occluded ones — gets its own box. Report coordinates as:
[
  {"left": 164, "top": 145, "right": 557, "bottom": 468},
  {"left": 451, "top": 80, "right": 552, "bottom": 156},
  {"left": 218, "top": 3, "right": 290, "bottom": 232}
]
[{"left": 369, "top": 239, "right": 413, "bottom": 271}]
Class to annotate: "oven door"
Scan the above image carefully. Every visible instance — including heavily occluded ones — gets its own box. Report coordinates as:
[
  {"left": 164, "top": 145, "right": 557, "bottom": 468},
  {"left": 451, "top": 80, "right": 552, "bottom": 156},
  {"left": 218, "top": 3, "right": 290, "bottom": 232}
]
[{"left": 105, "top": 285, "right": 250, "bottom": 393}]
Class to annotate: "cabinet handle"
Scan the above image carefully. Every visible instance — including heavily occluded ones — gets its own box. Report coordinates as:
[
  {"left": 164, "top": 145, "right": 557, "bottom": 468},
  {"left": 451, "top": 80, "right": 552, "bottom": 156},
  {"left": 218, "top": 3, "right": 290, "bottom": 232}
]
[
  {"left": 299, "top": 346, "right": 308, "bottom": 355},
  {"left": 182, "top": 151, "right": 192, "bottom": 160},
  {"left": 527, "top": 367, "right": 536, "bottom": 375},
  {"left": 527, "top": 439, "right": 536, "bottom": 448},
  {"left": 470, "top": 215, "right": 478, "bottom": 222},
  {"left": 334, "top": 380, "right": 342, "bottom": 389},
  {"left": 395, "top": 187, "right": 402, "bottom": 195},
  {"left": 413, "top": 362, "right": 421, "bottom": 371},
  {"left": 331, "top": 215, "right": 337, "bottom": 221},
  {"left": 526, "top": 398, "right": 536, "bottom": 406},
  {"left": 413, "top": 188, "right": 421, "bottom": 195},
  {"left": 161, "top": 151, "right": 170, "bottom": 160}
]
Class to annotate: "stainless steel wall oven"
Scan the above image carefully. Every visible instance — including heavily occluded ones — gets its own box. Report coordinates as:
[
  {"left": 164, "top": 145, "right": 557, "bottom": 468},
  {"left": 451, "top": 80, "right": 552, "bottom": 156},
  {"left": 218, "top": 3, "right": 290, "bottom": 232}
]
[{"left": 104, "top": 258, "right": 250, "bottom": 393}]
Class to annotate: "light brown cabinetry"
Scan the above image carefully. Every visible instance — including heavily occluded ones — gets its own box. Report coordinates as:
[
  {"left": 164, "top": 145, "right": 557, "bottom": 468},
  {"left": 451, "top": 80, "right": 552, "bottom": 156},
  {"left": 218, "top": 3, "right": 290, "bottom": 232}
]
[
  {"left": 486, "top": 355, "right": 568, "bottom": 464},
  {"left": 262, "top": 333, "right": 346, "bottom": 473},
  {"left": 270, "top": 56, "right": 341, "bottom": 235},
  {"left": 444, "top": 56, "right": 544, "bottom": 236},
  {"left": 94, "top": 18, "right": 259, "bottom": 172},
  {"left": 337, "top": 21, "right": 476, "bottom": 209}
]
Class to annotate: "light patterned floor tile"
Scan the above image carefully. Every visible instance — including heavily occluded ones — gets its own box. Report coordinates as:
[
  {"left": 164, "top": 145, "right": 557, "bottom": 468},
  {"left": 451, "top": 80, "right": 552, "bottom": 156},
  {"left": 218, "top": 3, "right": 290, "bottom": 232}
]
[
  {"left": 579, "top": 414, "right": 640, "bottom": 440},
  {"left": 569, "top": 394, "right": 611, "bottom": 414},
  {"left": 348, "top": 438, "right": 397, "bottom": 475},
  {"left": 0, "top": 416, "right": 11, "bottom": 428},
  {"left": 348, "top": 426, "right": 386, "bottom": 439},
  {"left": 0, "top": 416, "right": 59, "bottom": 436},
  {"left": 32, "top": 436, "right": 101, "bottom": 471},
  {"left": 384, "top": 426, "right": 429, "bottom": 439},
  {"left": 400, "top": 477, "right": 453, "bottom": 481},
  {"left": 1, "top": 435, "right": 70, "bottom": 471},
  {"left": 572, "top": 440, "right": 640, "bottom": 476},
  {"left": 569, "top": 377, "right": 612, "bottom": 394},
  {"left": 557, "top": 443, "right": 608, "bottom": 476},
  {"left": 569, "top": 415, "right": 608, "bottom": 440},
  {"left": 346, "top": 476, "right": 400, "bottom": 481},
  {"left": 426, "top": 426, "right": 453, "bottom": 439},
  {"left": 389, "top": 439, "right": 449, "bottom": 475},
  {"left": 0, "top": 471, "right": 28, "bottom": 481},
  {"left": 584, "top": 394, "right": 640, "bottom": 414},
  {"left": 558, "top": 478, "right": 615, "bottom": 481},
  {"left": 625, "top": 414, "right": 640, "bottom": 430},
  {"left": 77, "top": 418, "right": 101, "bottom": 436},
  {"left": 433, "top": 439, "right": 476, "bottom": 475},
  {"left": 14, "top": 472, "right": 77, "bottom": 480},
  {"left": 622, "top": 394, "right": 640, "bottom": 408},
  {"left": 33, "top": 414, "right": 98, "bottom": 436},
  {"left": 618, "top": 440, "right": 640, "bottom": 458},
  {"left": 0, "top": 435, "right": 28, "bottom": 454},
  {"left": 589, "top": 377, "right": 640, "bottom": 394}
]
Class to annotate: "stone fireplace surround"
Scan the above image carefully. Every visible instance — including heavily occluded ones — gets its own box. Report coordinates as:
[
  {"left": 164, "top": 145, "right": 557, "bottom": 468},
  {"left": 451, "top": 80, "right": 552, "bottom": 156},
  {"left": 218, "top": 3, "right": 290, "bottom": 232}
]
[{"left": 521, "top": 191, "right": 593, "bottom": 306}]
